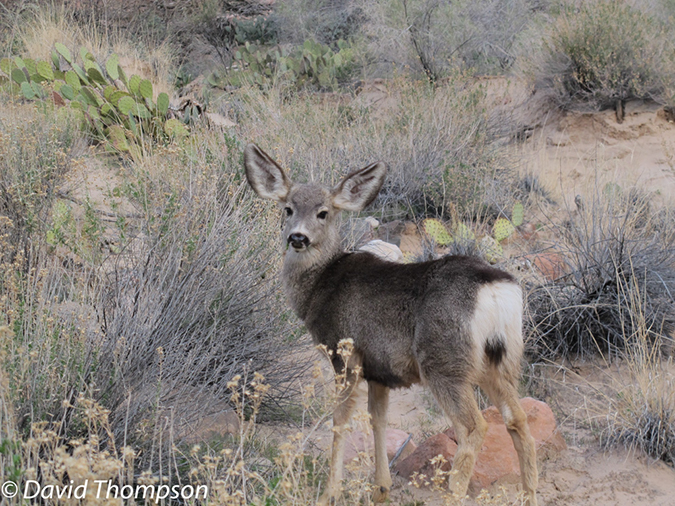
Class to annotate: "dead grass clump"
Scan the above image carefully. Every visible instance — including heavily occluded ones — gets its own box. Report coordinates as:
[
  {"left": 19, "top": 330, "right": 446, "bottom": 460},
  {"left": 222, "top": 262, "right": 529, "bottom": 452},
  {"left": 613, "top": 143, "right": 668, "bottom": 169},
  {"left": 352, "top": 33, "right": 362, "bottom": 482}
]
[
  {"left": 596, "top": 277, "right": 675, "bottom": 464},
  {"left": 602, "top": 348, "right": 675, "bottom": 464},
  {"left": 526, "top": 189, "right": 675, "bottom": 360}
]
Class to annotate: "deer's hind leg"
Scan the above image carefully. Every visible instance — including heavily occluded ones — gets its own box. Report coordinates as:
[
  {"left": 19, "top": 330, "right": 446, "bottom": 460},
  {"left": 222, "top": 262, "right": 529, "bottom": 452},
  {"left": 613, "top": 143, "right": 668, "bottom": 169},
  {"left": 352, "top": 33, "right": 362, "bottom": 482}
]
[
  {"left": 481, "top": 377, "right": 538, "bottom": 506},
  {"left": 426, "top": 376, "right": 488, "bottom": 501},
  {"left": 318, "top": 368, "right": 361, "bottom": 506},
  {"left": 368, "top": 381, "right": 392, "bottom": 502}
]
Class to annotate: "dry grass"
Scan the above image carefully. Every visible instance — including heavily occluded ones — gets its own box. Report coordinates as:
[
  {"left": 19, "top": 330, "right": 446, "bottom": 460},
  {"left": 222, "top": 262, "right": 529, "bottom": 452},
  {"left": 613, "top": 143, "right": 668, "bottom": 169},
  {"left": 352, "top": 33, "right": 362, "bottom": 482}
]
[
  {"left": 6, "top": 3, "right": 175, "bottom": 97},
  {"left": 526, "top": 187, "right": 675, "bottom": 360},
  {"left": 231, "top": 73, "right": 515, "bottom": 220},
  {"left": 599, "top": 280, "right": 675, "bottom": 464}
]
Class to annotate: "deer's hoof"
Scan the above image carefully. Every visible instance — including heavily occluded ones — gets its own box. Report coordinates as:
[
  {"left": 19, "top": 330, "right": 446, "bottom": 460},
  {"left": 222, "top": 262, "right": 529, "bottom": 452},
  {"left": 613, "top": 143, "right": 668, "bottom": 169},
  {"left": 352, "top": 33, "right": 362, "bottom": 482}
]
[{"left": 372, "top": 485, "right": 390, "bottom": 503}]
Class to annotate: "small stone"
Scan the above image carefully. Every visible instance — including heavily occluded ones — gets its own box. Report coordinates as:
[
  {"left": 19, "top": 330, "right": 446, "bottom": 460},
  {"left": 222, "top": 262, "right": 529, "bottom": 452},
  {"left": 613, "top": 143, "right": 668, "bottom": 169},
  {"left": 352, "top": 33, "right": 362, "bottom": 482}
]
[
  {"left": 524, "top": 252, "right": 567, "bottom": 281},
  {"left": 394, "top": 433, "right": 456, "bottom": 479},
  {"left": 358, "top": 240, "right": 404, "bottom": 262}
]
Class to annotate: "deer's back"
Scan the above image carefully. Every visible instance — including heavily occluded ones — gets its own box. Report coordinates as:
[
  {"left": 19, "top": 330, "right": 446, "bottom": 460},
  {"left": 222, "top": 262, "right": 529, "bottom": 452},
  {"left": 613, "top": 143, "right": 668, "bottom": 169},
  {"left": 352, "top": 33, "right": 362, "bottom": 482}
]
[{"left": 303, "top": 252, "right": 517, "bottom": 388}]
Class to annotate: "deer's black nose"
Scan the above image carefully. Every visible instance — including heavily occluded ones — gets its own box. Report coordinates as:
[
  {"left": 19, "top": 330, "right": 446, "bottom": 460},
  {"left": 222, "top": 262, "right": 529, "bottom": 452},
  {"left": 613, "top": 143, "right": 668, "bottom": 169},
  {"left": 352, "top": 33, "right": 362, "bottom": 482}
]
[{"left": 288, "top": 233, "right": 310, "bottom": 249}]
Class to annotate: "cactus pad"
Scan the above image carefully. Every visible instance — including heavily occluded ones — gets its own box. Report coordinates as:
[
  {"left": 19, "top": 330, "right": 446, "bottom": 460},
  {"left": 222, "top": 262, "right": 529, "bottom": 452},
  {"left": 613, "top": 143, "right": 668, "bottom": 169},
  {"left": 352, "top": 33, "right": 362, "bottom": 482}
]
[
  {"left": 512, "top": 201, "right": 524, "bottom": 227},
  {"left": 139, "top": 79, "right": 153, "bottom": 99},
  {"left": 493, "top": 218, "right": 515, "bottom": 243},
  {"left": 157, "top": 93, "right": 169, "bottom": 115},
  {"left": 54, "top": 43, "right": 72, "bottom": 63},
  {"left": 452, "top": 222, "right": 476, "bottom": 243},
  {"left": 423, "top": 218, "right": 452, "bottom": 246}
]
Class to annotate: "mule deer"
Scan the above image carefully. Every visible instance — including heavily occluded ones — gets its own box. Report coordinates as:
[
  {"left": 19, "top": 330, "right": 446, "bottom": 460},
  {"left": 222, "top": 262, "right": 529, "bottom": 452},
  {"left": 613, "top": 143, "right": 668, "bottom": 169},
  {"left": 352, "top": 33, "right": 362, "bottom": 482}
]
[{"left": 243, "top": 144, "right": 538, "bottom": 505}]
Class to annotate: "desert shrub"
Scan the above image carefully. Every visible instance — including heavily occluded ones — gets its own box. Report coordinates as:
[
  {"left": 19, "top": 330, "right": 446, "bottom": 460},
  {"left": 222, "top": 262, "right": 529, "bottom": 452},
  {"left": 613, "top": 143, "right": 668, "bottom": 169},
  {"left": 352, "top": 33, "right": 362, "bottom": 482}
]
[
  {"left": 359, "top": 0, "right": 544, "bottom": 79},
  {"left": 1, "top": 106, "right": 304, "bottom": 475},
  {"left": 526, "top": 189, "right": 675, "bottom": 360},
  {"left": 600, "top": 321, "right": 675, "bottom": 464},
  {"left": 233, "top": 74, "right": 514, "bottom": 220},
  {"left": 0, "top": 106, "right": 95, "bottom": 434},
  {"left": 534, "top": 0, "right": 673, "bottom": 110},
  {"left": 96, "top": 138, "right": 304, "bottom": 464},
  {"left": 0, "top": 104, "right": 83, "bottom": 263},
  {"left": 274, "top": 0, "right": 366, "bottom": 48}
]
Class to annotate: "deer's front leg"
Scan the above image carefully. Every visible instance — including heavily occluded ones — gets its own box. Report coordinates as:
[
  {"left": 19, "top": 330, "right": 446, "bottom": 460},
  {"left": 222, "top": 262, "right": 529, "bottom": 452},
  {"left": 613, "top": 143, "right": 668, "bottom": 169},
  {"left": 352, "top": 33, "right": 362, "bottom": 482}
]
[
  {"left": 368, "top": 381, "right": 392, "bottom": 503},
  {"left": 319, "top": 369, "right": 361, "bottom": 505}
]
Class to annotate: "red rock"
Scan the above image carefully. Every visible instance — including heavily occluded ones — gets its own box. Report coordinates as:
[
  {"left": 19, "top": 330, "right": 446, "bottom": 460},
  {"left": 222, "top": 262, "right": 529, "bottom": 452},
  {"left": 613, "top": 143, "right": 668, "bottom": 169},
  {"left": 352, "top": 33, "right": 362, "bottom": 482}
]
[
  {"left": 395, "top": 398, "right": 566, "bottom": 490},
  {"left": 394, "top": 433, "right": 456, "bottom": 479},
  {"left": 524, "top": 252, "right": 567, "bottom": 281},
  {"left": 344, "top": 428, "right": 417, "bottom": 464}
]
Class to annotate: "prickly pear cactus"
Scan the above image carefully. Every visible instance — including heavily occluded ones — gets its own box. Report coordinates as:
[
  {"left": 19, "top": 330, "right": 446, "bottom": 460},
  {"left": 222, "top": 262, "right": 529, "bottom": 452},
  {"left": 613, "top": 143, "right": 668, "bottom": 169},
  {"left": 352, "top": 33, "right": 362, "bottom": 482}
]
[
  {"left": 0, "top": 44, "right": 185, "bottom": 155},
  {"left": 423, "top": 218, "right": 452, "bottom": 246},
  {"left": 211, "top": 38, "right": 354, "bottom": 91},
  {"left": 512, "top": 201, "right": 524, "bottom": 227},
  {"left": 603, "top": 182, "right": 622, "bottom": 201},
  {"left": 493, "top": 218, "right": 516, "bottom": 243}
]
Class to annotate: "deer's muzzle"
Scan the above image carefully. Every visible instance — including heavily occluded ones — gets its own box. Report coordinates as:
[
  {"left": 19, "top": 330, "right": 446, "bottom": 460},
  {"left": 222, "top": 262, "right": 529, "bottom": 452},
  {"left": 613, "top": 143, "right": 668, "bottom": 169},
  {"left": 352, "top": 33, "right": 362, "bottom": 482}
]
[{"left": 288, "top": 233, "right": 310, "bottom": 250}]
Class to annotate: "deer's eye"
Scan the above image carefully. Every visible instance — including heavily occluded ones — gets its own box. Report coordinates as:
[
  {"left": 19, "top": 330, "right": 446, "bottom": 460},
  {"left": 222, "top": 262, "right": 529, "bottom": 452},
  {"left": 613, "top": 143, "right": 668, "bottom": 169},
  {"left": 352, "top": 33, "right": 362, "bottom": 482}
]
[
  {"left": 317, "top": 210, "right": 328, "bottom": 220},
  {"left": 285, "top": 207, "right": 293, "bottom": 217}
]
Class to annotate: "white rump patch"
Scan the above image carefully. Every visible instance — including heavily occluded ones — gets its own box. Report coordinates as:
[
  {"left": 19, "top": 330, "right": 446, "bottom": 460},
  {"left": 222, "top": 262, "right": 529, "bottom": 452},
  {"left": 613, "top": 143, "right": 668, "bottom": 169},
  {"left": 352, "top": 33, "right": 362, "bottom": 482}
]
[{"left": 470, "top": 282, "right": 523, "bottom": 370}]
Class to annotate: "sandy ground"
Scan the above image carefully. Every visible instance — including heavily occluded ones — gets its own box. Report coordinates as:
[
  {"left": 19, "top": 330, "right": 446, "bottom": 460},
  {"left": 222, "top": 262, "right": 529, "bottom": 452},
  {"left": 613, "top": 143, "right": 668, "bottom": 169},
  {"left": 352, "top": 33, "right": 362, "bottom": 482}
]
[{"left": 487, "top": 76, "right": 675, "bottom": 210}]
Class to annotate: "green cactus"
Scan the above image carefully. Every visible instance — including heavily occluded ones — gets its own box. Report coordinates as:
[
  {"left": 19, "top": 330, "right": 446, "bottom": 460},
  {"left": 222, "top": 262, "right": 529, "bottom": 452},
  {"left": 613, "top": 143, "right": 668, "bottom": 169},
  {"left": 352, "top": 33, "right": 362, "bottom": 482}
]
[
  {"left": 423, "top": 218, "right": 452, "bottom": 246},
  {"left": 603, "top": 182, "right": 622, "bottom": 201},
  {"left": 512, "top": 201, "right": 524, "bottom": 227},
  {"left": 493, "top": 218, "right": 516, "bottom": 243},
  {"left": 210, "top": 38, "right": 355, "bottom": 91},
  {"left": 1, "top": 44, "right": 188, "bottom": 155},
  {"left": 452, "top": 222, "right": 476, "bottom": 243}
]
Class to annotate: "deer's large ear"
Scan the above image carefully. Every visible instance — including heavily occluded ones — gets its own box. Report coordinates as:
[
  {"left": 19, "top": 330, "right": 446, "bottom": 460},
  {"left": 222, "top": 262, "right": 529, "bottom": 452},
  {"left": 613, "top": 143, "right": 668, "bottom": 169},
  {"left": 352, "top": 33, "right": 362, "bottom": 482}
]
[
  {"left": 244, "top": 144, "right": 291, "bottom": 202},
  {"left": 331, "top": 162, "right": 387, "bottom": 212}
]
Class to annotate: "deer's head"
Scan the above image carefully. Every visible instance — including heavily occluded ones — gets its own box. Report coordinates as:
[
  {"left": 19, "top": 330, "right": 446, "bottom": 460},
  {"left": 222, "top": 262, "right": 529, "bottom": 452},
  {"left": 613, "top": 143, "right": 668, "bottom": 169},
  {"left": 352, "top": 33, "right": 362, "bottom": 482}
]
[{"left": 244, "top": 144, "right": 387, "bottom": 261}]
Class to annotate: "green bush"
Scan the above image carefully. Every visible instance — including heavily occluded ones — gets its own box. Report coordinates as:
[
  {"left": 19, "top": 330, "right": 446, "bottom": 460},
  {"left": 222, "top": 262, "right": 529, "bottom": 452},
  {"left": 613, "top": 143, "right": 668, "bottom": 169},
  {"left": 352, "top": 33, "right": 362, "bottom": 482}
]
[{"left": 539, "top": 1, "right": 672, "bottom": 110}]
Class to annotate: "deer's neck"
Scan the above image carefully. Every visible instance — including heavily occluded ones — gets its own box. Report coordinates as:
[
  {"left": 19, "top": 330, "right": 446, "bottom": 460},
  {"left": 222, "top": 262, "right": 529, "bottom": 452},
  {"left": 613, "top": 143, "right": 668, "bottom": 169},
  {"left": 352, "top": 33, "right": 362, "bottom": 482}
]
[{"left": 281, "top": 238, "right": 342, "bottom": 320}]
